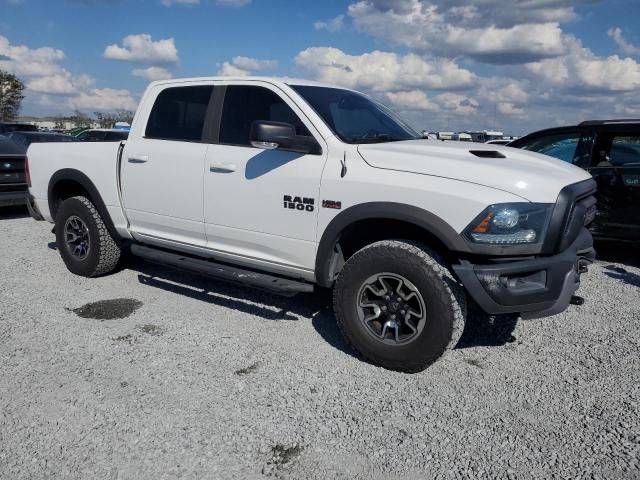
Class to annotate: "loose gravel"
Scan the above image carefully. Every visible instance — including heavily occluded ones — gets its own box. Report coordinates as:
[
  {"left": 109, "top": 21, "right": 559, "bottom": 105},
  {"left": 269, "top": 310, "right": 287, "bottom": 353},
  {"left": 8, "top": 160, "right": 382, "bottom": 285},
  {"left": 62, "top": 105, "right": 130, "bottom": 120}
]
[{"left": 1, "top": 208, "right": 639, "bottom": 479}]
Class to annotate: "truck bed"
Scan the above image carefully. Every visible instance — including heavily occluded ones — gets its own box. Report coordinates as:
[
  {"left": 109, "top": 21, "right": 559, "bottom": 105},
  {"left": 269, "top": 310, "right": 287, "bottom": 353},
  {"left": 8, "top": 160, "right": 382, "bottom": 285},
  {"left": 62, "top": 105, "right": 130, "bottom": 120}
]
[{"left": 28, "top": 141, "right": 125, "bottom": 226}]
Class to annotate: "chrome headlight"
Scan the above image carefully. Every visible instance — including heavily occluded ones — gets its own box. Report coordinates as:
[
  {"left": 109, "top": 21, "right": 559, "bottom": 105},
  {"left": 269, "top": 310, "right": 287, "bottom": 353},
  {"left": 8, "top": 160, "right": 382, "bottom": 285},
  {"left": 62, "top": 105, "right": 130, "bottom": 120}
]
[{"left": 464, "top": 203, "right": 553, "bottom": 245}]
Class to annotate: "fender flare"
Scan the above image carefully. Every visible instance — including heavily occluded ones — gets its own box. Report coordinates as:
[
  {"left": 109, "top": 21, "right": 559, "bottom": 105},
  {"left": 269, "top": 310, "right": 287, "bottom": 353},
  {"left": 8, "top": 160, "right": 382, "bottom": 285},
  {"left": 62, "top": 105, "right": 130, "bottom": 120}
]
[
  {"left": 315, "top": 202, "right": 469, "bottom": 287},
  {"left": 48, "top": 168, "right": 121, "bottom": 241}
]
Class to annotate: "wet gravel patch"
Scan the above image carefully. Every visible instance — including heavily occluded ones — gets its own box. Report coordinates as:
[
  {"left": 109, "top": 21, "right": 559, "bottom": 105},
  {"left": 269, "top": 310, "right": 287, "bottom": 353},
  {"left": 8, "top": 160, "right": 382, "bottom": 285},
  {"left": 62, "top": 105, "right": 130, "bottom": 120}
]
[
  {"left": 1, "top": 213, "right": 639, "bottom": 479},
  {"left": 71, "top": 298, "right": 143, "bottom": 320}
]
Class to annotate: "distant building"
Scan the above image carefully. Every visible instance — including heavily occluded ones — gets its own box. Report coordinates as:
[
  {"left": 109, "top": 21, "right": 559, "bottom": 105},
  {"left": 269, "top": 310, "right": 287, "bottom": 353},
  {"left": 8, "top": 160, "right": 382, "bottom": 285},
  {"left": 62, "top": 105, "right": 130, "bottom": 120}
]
[{"left": 435, "top": 131, "right": 455, "bottom": 140}]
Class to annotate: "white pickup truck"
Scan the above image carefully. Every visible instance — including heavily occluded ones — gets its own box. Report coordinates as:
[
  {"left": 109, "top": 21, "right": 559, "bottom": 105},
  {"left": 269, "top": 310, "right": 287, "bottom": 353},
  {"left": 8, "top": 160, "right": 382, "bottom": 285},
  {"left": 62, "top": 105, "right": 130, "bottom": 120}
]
[{"left": 27, "top": 77, "right": 597, "bottom": 371}]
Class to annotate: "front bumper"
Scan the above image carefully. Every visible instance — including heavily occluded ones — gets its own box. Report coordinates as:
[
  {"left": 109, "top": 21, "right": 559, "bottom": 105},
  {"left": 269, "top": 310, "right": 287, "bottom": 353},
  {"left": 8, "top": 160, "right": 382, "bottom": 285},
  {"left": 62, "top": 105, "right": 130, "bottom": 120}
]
[
  {"left": 0, "top": 191, "right": 27, "bottom": 207},
  {"left": 453, "top": 228, "right": 594, "bottom": 319}
]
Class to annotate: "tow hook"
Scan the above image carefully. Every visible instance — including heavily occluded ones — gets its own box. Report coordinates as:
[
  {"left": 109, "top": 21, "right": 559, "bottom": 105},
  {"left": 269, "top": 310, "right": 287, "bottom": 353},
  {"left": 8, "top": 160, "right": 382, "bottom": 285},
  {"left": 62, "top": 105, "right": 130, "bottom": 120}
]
[{"left": 570, "top": 295, "right": 585, "bottom": 306}]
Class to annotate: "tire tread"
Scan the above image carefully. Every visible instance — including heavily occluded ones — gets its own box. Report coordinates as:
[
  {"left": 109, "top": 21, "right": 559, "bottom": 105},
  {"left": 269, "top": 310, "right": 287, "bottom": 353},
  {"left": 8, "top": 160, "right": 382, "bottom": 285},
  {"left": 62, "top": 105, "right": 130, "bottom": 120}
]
[
  {"left": 333, "top": 239, "right": 466, "bottom": 372},
  {"left": 64, "top": 196, "right": 121, "bottom": 277}
]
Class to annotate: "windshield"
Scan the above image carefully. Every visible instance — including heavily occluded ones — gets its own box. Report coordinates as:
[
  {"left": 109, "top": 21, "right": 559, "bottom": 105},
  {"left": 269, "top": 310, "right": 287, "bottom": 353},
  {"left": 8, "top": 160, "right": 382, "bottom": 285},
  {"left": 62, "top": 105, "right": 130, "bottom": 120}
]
[{"left": 291, "top": 85, "right": 419, "bottom": 144}]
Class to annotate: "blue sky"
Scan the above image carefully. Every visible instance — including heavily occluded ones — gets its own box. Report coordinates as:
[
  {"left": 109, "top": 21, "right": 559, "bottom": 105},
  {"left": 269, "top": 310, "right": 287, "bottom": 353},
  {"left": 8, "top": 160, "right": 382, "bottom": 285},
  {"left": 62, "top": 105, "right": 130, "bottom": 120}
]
[{"left": 1, "top": 0, "right": 639, "bottom": 134}]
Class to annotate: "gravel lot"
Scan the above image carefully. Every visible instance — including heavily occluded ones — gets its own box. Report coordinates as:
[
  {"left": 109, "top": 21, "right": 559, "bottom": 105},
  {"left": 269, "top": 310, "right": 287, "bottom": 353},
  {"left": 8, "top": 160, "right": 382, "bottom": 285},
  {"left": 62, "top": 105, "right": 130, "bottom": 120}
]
[{"left": 1, "top": 207, "right": 639, "bottom": 479}]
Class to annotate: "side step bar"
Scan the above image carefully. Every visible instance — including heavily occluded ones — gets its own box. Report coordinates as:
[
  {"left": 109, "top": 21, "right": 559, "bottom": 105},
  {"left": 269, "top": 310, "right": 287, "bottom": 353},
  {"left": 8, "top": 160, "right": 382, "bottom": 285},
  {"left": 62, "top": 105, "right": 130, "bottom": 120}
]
[{"left": 130, "top": 244, "right": 314, "bottom": 296}]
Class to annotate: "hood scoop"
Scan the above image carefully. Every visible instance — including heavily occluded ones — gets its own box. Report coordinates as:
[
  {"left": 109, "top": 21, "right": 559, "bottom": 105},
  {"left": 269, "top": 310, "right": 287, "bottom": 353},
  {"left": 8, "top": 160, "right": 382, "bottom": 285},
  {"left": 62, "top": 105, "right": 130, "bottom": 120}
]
[{"left": 469, "top": 150, "right": 506, "bottom": 159}]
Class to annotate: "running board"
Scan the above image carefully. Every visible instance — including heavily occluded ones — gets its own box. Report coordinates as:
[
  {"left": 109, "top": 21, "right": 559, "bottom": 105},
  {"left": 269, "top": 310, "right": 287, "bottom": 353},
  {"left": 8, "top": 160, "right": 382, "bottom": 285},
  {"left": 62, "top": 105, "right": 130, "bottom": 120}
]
[{"left": 130, "top": 244, "right": 314, "bottom": 296}]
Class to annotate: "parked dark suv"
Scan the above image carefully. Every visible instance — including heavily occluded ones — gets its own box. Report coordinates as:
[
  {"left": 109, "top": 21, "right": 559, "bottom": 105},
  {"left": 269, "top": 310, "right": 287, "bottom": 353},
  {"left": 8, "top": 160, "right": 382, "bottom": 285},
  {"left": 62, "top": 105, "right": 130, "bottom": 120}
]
[
  {"left": 0, "top": 123, "right": 38, "bottom": 135},
  {"left": 0, "top": 137, "right": 28, "bottom": 207},
  {"left": 510, "top": 120, "right": 640, "bottom": 243}
]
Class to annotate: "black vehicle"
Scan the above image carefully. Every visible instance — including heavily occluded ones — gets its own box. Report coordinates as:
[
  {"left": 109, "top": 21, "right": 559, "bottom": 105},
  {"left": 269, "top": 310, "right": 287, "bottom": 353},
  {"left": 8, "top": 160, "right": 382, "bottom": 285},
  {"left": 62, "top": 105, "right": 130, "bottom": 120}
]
[
  {"left": 6, "top": 131, "right": 78, "bottom": 152},
  {"left": 0, "top": 137, "right": 28, "bottom": 207},
  {"left": 76, "top": 129, "right": 129, "bottom": 142},
  {"left": 510, "top": 119, "right": 640, "bottom": 243},
  {"left": 0, "top": 123, "right": 39, "bottom": 135}
]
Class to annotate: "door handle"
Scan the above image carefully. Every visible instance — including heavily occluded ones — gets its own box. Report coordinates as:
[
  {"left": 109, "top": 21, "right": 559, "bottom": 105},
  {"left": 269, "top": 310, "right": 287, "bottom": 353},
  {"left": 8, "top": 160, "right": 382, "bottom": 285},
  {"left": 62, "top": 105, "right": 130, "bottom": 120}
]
[
  {"left": 209, "top": 162, "right": 236, "bottom": 173},
  {"left": 128, "top": 155, "right": 149, "bottom": 164}
]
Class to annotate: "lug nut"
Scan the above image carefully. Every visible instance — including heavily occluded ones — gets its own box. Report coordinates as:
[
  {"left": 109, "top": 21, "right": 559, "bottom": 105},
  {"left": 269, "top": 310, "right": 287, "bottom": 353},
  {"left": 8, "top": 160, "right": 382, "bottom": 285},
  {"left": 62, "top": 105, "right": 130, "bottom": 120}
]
[{"left": 381, "top": 305, "right": 387, "bottom": 311}]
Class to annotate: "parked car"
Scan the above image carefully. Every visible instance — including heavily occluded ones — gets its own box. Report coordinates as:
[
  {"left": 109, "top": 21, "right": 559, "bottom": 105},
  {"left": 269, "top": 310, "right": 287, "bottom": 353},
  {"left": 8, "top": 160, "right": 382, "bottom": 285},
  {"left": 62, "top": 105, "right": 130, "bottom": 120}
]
[
  {"left": 510, "top": 119, "right": 640, "bottom": 243},
  {"left": 27, "top": 77, "right": 596, "bottom": 372},
  {"left": 76, "top": 129, "right": 129, "bottom": 142},
  {"left": 0, "top": 123, "right": 38, "bottom": 135},
  {"left": 6, "top": 131, "right": 78, "bottom": 152},
  {"left": 0, "top": 137, "right": 28, "bottom": 207}
]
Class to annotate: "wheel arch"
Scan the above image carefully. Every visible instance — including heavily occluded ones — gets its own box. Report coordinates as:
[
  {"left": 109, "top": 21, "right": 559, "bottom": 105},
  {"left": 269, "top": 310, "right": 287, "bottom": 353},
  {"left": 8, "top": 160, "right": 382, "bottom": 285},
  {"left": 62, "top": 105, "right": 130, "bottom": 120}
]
[
  {"left": 315, "top": 202, "right": 469, "bottom": 287},
  {"left": 48, "top": 168, "right": 120, "bottom": 241}
]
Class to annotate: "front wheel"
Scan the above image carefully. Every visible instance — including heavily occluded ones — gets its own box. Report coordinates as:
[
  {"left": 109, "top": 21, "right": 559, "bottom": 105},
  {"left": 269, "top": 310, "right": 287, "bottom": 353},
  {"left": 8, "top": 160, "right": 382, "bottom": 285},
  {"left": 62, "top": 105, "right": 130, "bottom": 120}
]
[
  {"left": 55, "top": 196, "right": 121, "bottom": 277},
  {"left": 333, "top": 240, "right": 466, "bottom": 372}
]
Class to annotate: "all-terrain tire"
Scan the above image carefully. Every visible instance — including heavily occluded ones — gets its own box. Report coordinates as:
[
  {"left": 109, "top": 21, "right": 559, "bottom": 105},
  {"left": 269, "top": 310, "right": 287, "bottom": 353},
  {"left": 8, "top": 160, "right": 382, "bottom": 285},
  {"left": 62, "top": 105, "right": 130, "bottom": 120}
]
[
  {"left": 55, "top": 196, "right": 121, "bottom": 277},
  {"left": 333, "top": 240, "right": 466, "bottom": 372}
]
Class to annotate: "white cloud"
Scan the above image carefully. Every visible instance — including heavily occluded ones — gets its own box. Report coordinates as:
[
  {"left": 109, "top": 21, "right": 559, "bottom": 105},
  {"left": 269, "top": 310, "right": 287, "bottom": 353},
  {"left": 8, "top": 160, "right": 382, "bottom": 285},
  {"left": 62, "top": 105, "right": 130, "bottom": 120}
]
[
  {"left": 497, "top": 102, "right": 526, "bottom": 117},
  {"left": 314, "top": 14, "right": 346, "bottom": 32},
  {"left": 0, "top": 35, "right": 138, "bottom": 115},
  {"left": 71, "top": 88, "right": 138, "bottom": 111},
  {"left": 385, "top": 90, "right": 438, "bottom": 111},
  {"left": 217, "top": 56, "right": 277, "bottom": 76},
  {"left": 103, "top": 34, "right": 179, "bottom": 64},
  {"left": 0, "top": 35, "right": 65, "bottom": 77},
  {"left": 132, "top": 66, "right": 173, "bottom": 81},
  {"left": 478, "top": 77, "right": 529, "bottom": 107},
  {"left": 608, "top": 27, "right": 640, "bottom": 56},
  {"left": 526, "top": 37, "right": 640, "bottom": 92},
  {"left": 218, "top": 62, "right": 250, "bottom": 76},
  {"left": 27, "top": 72, "right": 95, "bottom": 95},
  {"left": 347, "top": 0, "right": 579, "bottom": 64},
  {"left": 364, "top": 0, "right": 599, "bottom": 27},
  {"left": 231, "top": 56, "right": 277, "bottom": 71},
  {"left": 295, "top": 47, "right": 477, "bottom": 91},
  {"left": 432, "top": 92, "right": 479, "bottom": 114}
]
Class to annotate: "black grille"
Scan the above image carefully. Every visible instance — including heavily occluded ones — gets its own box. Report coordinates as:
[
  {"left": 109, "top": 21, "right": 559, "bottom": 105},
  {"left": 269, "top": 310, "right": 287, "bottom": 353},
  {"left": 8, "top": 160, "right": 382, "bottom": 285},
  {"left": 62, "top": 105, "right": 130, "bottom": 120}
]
[{"left": 543, "top": 178, "right": 597, "bottom": 254}]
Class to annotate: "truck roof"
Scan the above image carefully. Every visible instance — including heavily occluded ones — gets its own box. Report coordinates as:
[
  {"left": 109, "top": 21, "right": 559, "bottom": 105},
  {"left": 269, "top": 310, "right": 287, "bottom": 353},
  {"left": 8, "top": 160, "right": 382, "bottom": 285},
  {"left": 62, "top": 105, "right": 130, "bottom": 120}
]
[{"left": 147, "top": 76, "right": 350, "bottom": 91}]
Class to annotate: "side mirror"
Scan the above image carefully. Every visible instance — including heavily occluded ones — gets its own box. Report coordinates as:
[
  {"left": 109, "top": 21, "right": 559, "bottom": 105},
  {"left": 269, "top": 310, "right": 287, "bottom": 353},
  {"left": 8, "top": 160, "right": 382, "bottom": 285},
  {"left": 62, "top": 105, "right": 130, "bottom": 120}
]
[{"left": 250, "top": 120, "right": 318, "bottom": 154}]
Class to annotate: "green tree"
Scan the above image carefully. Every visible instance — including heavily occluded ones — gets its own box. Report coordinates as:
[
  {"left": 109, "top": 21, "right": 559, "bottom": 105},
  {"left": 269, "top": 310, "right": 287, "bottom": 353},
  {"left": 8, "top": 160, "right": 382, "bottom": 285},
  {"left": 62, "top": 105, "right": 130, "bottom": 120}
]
[
  {"left": 94, "top": 109, "right": 134, "bottom": 128},
  {"left": 71, "top": 110, "right": 92, "bottom": 128},
  {"left": 0, "top": 70, "right": 26, "bottom": 122}
]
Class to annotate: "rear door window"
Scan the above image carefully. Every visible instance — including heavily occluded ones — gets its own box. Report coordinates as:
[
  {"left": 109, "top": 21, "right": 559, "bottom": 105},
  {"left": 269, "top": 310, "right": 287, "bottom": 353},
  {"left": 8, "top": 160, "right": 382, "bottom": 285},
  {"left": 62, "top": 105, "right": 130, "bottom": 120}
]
[
  {"left": 146, "top": 86, "right": 213, "bottom": 142},
  {"left": 517, "top": 131, "right": 594, "bottom": 167},
  {"left": 608, "top": 136, "right": 640, "bottom": 166}
]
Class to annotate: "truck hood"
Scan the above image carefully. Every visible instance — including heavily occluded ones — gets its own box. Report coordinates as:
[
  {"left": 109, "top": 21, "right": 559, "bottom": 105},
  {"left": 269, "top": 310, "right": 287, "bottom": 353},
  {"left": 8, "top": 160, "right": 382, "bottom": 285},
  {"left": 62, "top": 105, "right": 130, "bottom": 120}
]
[{"left": 357, "top": 140, "right": 592, "bottom": 203}]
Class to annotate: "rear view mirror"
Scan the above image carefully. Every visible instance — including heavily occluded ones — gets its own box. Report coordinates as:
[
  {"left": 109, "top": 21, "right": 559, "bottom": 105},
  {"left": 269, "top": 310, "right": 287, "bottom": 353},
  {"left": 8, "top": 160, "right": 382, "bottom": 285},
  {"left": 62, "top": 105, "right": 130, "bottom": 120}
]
[{"left": 250, "top": 121, "right": 318, "bottom": 155}]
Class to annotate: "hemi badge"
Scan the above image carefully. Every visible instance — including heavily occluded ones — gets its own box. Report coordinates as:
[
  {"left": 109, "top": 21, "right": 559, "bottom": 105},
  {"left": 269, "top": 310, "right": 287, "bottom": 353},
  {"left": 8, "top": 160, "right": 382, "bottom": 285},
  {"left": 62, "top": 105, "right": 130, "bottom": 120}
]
[{"left": 322, "top": 200, "right": 342, "bottom": 210}]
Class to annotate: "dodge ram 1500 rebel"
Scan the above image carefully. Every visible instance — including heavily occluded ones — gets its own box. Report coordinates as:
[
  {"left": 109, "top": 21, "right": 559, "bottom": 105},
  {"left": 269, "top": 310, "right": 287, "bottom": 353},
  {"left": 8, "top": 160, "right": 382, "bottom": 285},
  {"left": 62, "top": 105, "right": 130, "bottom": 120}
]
[{"left": 27, "top": 77, "right": 597, "bottom": 372}]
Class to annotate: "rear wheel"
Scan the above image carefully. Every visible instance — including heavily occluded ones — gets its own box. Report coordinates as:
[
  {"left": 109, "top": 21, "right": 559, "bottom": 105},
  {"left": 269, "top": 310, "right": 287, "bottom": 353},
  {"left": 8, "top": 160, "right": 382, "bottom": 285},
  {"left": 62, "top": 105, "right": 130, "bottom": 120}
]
[
  {"left": 333, "top": 240, "right": 466, "bottom": 372},
  {"left": 55, "top": 196, "right": 121, "bottom": 277}
]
